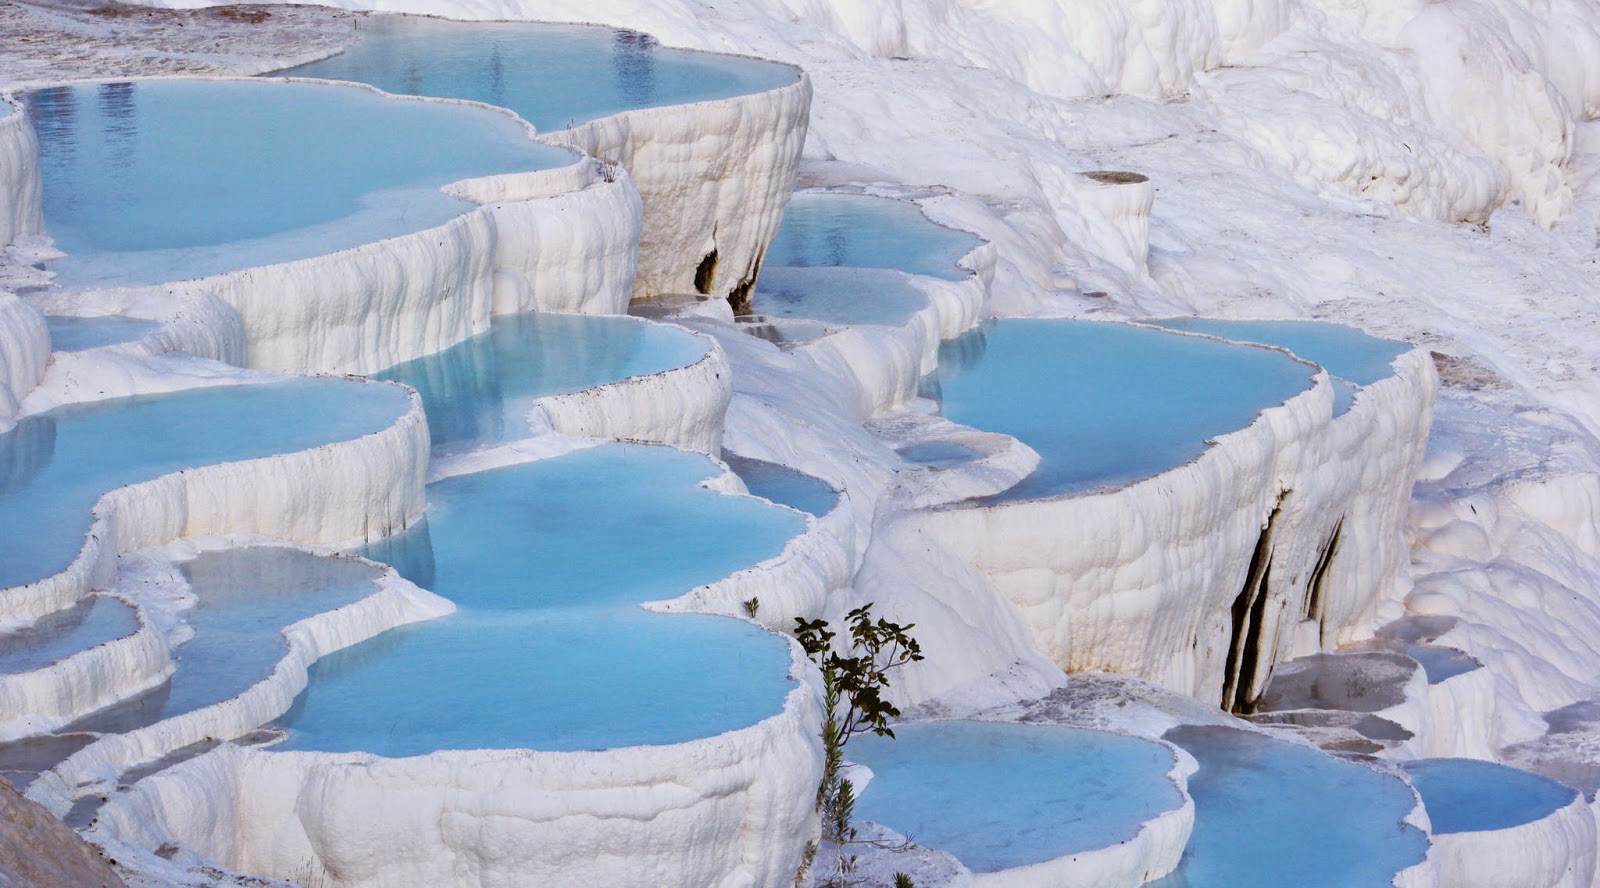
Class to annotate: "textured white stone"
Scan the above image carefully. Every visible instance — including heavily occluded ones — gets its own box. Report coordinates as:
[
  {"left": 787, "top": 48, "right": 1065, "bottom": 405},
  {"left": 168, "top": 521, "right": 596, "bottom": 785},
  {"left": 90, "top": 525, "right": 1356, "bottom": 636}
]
[
  {"left": 0, "top": 290, "right": 47, "bottom": 429},
  {"left": 26, "top": 541, "right": 453, "bottom": 818},
  {"left": 0, "top": 97, "right": 42, "bottom": 247},
  {"left": 0, "top": 380, "right": 428, "bottom": 630},
  {"left": 545, "top": 73, "right": 811, "bottom": 303}
]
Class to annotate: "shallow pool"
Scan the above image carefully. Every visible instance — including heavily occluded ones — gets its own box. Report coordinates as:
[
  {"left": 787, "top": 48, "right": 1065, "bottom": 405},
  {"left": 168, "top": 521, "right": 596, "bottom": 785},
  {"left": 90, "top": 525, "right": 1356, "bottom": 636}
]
[
  {"left": 746, "top": 267, "right": 927, "bottom": 328},
  {"left": 765, "top": 192, "right": 981, "bottom": 281},
  {"left": 375, "top": 313, "right": 706, "bottom": 454},
  {"left": 0, "top": 596, "right": 137, "bottom": 674},
  {"left": 848, "top": 720, "right": 1184, "bottom": 874},
  {"left": 724, "top": 454, "right": 836, "bottom": 517},
  {"left": 1149, "top": 319, "right": 1409, "bottom": 416},
  {"left": 44, "top": 315, "right": 159, "bottom": 352},
  {"left": 1403, "top": 758, "right": 1577, "bottom": 834},
  {"left": 1151, "top": 725, "right": 1429, "bottom": 887},
  {"left": 930, "top": 320, "right": 1314, "bottom": 502},
  {"left": 278, "top": 16, "right": 798, "bottom": 131},
  {"left": 0, "top": 379, "right": 411, "bottom": 592},
  {"left": 1407, "top": 644, "right": 1481, "bottom": 684},
  {"left": 28, "top": 79, "right": 572, "bottom": 289},
  {"left": 67, "top": 548, "right": 379, "bottom": 734},
  {"left": 276, "top": 445, "right": 804, "bottom": 756}
]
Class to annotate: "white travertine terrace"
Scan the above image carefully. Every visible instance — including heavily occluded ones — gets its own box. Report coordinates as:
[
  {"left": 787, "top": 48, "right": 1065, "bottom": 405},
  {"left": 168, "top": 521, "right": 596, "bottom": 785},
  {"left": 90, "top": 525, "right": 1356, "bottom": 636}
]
[
  {"left": 25, "top": 542, "right": 453, "bottom": 817},
  {"left": 531, "top": 320, "right": 733, "bottom": 454},
  {"left": 916, "top": 339, "right": 1437, "bottom": 709},
  {"left": 0, "top": 97, "right": 41, "bottom": 247},
  {"left": 0, "top": 596, "right": 170, "bottom": 742},
  {"left": 0, "top": 290, "right": 48, "bottom": 429},
  {"left": 0, "top": 382, "right": 429, "bottom": 630},
  {"left": 1427, "top": 792, "right": 1598, "bottom": 888},
  {"left": 545, "top": 73, "right": 811, "bottom": 303},
  {"left": 88, "top": 503, "right": 827, "bottom": 888}
]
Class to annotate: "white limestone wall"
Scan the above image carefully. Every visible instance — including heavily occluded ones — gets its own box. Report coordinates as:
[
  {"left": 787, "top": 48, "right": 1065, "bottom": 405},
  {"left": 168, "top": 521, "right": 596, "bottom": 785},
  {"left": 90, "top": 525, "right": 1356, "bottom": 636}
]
[
  {"left": 1427, "top": 792, "right": 1597, "bottom": 888},
  {"left": 93, "top": 650, "right": 823, "bottom": 888},
  {"left": 1070, "top": 171, "right": 1154, "bottom": 274},
  {"left": 0, "top": 598, "right": 171, "bottom": 742},
  {"left": 914, "top": 368, "right": 1332, "bottom": 704},
  {"left": 484, "top": 172, "right": 642, "bottom": 316},
  {"left": 545, "top": 74, "right": 812, "bottom": 303},
  {"left": 1272, "top": 348, "right": 1439, "bottom": 661},
  {"left": 531, "top": 324, "right": 733, "bottom": 455},
  {"left": 0, "top": 98, "right": 42, "bottom": 246},
  {"left": 0, "top": 383, "right": 428, "bottom": 630},
  {"left": 27, "top": 551, "right": 453, "bottom": 817},
  {"left": 0, "top": 291, "right": 49, "bottom": 429}
]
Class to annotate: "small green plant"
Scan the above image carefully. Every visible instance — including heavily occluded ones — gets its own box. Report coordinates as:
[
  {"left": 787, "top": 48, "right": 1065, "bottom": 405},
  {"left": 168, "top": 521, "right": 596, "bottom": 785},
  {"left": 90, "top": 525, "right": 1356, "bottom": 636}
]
[
  {"left": 893, "top": 875, "right": 917, "bottom": 888},
  {"left": 794, "top": 602, "right": 923, "bottom": 883},
  {"left": 743, "top": 597, "right": 761, "bottom": 619}
]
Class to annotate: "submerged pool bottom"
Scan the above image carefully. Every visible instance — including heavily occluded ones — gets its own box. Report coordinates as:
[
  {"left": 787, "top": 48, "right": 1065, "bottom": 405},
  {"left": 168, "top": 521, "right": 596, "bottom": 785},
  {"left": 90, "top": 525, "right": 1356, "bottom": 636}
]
[
  {"left": 848, "top": 720, "right": 1183, "bottom": 873},
  {"left": 276, "top": 445, "right": 805, "bottom": 757}
]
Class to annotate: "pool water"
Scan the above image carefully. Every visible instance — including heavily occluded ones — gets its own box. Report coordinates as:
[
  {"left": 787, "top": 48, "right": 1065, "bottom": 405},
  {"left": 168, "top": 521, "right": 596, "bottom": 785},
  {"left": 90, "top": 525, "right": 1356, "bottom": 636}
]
[
  {"left": 44, "top": 316, "right": 159, "bottom": 352},
  {"left": 746, "top": 267, "right": 927, "bottom": 328},
  {"left": 1407, "top": 644, "right": 1481, "bottom": 684},
  {"left": 1149, "top": 319, "right": 1410, "bottom": 416},
  {"left": 0, "top": 596, "right": 138, "bottom": 674},
  {"left": 765, "top": 192, "right": 982, "bottom": 281},
  {"left": 375, "top": 313, "right": 706, "bottom": 454},
  {"left": 0, "top": 379, "right": 411, "bottom": 592},
  {"left": 1403, "top": 758, "right": 1577, "bottom": 834},
  {"left": 1150, "top": 725, "right": 1429, "bottom": 887},
  {"left": 929, "top": 320, "right": 1314, "bottom": 502},
  {"left": 278, "top": 16, "right": 798, "bottom": 131},
  {"left": 724, "top": 454, "right": 836, "bottom": 517},
  {"left": 848, "top": 720, "right": 1184, "bottom": 874},
  {"left": 896, "top": 440, "right": 979, "bottom": 468},
  {"left": 276, "top": 445, "right": 804, "bottom": 756},
  {"left": 67, "top": 547, "right": 380, "bottom": 734},
  {"left": 28, "top": 79, "right": 572, "bottom": 289}
]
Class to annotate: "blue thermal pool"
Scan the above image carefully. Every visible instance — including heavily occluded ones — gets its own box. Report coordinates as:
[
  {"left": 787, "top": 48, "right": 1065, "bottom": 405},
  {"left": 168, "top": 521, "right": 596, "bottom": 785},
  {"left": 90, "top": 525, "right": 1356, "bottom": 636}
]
[
  {"left": 746, "top": 267, "right": 927, "bottom": 327},
  {"left": 1403, "top": 758, "right": 1577, "bottom": 834},
  {"left": 765, "top": 192, "right": 982, "bottom": 281},
  {"left": 278, "top": 16, "right": 799, "bottom": 131},
  {"left": 376, "top": 313, "right": 706, "bottom": 454},
  {"left": 27, "top": 79, "right": 572, "bottom": 290},
  {"left": 0, "top": 379, "right": 411, "bottom": 593},
  {"left": 1407, "top": 644, "right": 1481, "bottom": 684},
  {"left": 928, "top": 320, "right": 1315, "bottom": 502},
  {"left": 275, "top": 445, "right": 804, "bottom": 756},
  {"left": 0, "top": 596, "right": 137, "bottom": 674},
  {"left": 1149, "top": 319, "right": 1410, "bottom": 416},
  {"left": 1150, "top": 725, "right": 1429, "bottom": 887},
  {"left": 724, "top": 454, "right": 836, "bottom": 517},
  {"left": 68, "top": 548, "right": 380, "bottom": 734},
  {"left": 897, "top": 440, "right": 979, "bottom": 468},
  {"left": 44, "top": 315, "right": 159, "bottom": 352},
  {"left": 848, "top": 720, "right": 1184, "bottom": 874}
]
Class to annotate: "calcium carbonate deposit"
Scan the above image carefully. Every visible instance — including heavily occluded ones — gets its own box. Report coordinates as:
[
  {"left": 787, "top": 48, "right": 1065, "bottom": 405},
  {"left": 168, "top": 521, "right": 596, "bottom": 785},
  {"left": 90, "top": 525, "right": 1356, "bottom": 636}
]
[{"left": 1, "top": 0, "right": 1599, "bottom": 886}]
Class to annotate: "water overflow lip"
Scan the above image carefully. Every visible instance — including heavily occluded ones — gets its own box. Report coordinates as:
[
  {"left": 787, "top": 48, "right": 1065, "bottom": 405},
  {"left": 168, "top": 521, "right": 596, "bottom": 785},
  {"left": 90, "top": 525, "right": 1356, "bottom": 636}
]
[
  {"left": 0, "top": 378, "right": 411, "bottom": 593},
  {"left": 276, "top": 445, "right": 806, "bottom": 756},
  {"left": 28, "top": 79, "right": 573, "bottom": 289},
  {"left": 930, "top": 319, "right": 1316, "bottom": 503},
  {"left": 276, "top": 16, "right": 800, "bottom": 131}
]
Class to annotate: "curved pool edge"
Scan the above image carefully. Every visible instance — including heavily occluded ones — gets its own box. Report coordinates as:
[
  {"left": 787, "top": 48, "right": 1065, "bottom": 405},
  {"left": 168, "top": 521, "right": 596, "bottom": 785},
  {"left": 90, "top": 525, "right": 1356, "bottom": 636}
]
[
  {"left": 25, "top": 542, "right": 454, "bottom": 819},
  {"left": 0, "top": 594, "right": 171, "bottom": 743},
  {"left": 88, "top": 640, "right": 824, "bottom": 888},
  {"left": 0, "top": 380, "right": 429, "bottom": 630},
  {"left": 7, "top": 74, "right": 641, "bottom": 378},
  {"left": 530, "top": 318, "right": 734, "bottom": 454}
]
